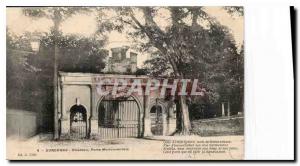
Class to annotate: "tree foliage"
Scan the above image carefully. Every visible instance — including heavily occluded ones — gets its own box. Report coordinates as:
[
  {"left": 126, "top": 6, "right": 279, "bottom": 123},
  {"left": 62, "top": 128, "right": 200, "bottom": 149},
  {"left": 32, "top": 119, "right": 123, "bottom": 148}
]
[
  {"left": 38, "top": 31, "right": 107, "bottom": 73},
  {"left": 22, "top": 7, "right": 109, "bottom": 133},
  {"left": 6, "top": 29, "right": 107, "bottom": 131},
  {"left": 94, "top": 7, "right": 244, "bottom": 124},
  {"left": 223, "top": 6, "right": 244, "bottom": 17},
  {"left": 22, "top": 7, "right": 92, "bottom": 28}
]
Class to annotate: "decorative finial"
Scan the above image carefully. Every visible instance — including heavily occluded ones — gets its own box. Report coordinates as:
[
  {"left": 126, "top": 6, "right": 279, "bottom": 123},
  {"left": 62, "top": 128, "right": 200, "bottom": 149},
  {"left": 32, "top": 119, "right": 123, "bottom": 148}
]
[{"left": 76, "top": 98, "right": 80, "bottom": 106}]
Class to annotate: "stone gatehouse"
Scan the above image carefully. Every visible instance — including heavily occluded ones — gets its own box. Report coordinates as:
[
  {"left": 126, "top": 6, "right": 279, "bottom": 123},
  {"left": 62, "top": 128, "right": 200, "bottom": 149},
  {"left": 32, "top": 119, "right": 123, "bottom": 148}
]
[{"left": 55, "top": 72, "right": 177, "bottom": 139}]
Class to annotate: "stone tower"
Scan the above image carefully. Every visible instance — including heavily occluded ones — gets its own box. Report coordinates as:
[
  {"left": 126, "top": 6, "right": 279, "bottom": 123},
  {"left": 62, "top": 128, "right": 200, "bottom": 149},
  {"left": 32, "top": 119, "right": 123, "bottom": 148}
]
[{"left": 104, "top": 46, "right": 138, "bottom": 74}]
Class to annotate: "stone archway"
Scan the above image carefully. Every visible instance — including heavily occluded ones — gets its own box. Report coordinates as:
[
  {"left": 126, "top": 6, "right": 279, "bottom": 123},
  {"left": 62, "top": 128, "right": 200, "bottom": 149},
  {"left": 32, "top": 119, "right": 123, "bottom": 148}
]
[
  {"left": 150, "top": 104, "right": 164, "bottom": 135},
  {"left": 70, "top": 105, "right": 87, "bottom": 139}
]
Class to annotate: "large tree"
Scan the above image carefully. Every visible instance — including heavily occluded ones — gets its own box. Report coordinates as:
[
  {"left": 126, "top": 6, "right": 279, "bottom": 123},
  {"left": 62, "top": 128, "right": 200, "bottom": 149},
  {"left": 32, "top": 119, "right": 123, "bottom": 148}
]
[
  {"left": 95, "top": 7, "right": 204, "bottom": 134},
  {"left": 96, "top": 7, "right": 243, "bottom": 134}
]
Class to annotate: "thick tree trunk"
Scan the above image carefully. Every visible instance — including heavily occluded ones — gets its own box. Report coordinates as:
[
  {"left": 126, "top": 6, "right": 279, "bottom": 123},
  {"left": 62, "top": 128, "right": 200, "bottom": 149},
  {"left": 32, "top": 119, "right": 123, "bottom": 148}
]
[
  {"left": 132, "top": 8, "right": 193, "bottom": 135},
  {"left": 179, "top": 95, "right": 192, "bottom": 135},
  {"left": 53, "top": 44, "right": 59, "bottom": 139},
  {"left": 162, "top": 53, "right": 192, "bottom": 135},
  {"left": 53, "top": 10, "right": 61, "bottom": 140},
  {"left": 175, "top": 101, "right": 182, "bottom": 131}
]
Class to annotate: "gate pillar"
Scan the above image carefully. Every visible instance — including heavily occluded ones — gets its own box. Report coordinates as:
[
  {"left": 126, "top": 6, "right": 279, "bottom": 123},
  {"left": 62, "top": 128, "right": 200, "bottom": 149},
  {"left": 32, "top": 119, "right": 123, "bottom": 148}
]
[
  {"left": 143, "top": 95, "right": 153, "bottom": 136},
  {"left": 60, "top": 118, "right": 70, "bottom": 139},
  {"left": 90, "top": 118, "right": 98, "bottom": 138},
  {"left": 59, "top": 84, "right": 70, "bottom": 139},
  {"left": 90, "top": 85, "right": 98, "bottom": 138},
  {"left": 162, "top": 113, "right": 168, "bottom": 136}
]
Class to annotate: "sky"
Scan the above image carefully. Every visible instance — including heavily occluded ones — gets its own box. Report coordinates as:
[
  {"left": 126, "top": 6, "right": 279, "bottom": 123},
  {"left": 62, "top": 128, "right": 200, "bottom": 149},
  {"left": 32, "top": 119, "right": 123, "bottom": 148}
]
[{"left": 6, "top": 7, "right": 244, "bottom": 67}]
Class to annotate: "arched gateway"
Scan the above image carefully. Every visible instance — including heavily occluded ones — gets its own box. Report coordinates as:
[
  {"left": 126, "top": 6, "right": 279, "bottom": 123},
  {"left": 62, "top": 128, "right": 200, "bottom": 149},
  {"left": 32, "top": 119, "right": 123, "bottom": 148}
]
[
  {"left": 70, "top": 105, "right": 87, "bottom": 139},
  {"left": 150, "top": 105, "right": 163, "bottom": 135},
  {"left": 97, "top": 95, "right": 140, "bottom": 139},
  {"left": 56, "top": 72, "right": 177, "bottom": 140}
]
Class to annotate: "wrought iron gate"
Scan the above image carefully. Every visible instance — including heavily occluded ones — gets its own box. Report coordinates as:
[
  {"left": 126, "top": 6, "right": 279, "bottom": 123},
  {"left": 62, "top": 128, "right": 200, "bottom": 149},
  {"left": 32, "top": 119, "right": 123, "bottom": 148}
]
[
  {"left": 70, "top": 105, "right": 87, "bottom": 139},
  {"left": 98, "top": 98, "right": 140, "bottom": 139}
]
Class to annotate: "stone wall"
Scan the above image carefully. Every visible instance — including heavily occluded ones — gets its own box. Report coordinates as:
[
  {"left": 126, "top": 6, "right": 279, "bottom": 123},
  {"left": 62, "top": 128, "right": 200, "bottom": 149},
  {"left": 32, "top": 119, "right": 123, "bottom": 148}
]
[
  {"left": 6, "top": 109, "right": 37, "bottom": 139},
  {"left": 191, "top": 115, "right": 244, "bottom": 136}
]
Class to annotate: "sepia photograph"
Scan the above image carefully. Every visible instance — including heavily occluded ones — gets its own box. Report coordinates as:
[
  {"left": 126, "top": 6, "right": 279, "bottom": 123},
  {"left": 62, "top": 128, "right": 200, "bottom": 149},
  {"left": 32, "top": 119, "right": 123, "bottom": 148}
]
[{"left": 6, "top": 6, "right": 244, "bottom": 160}]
